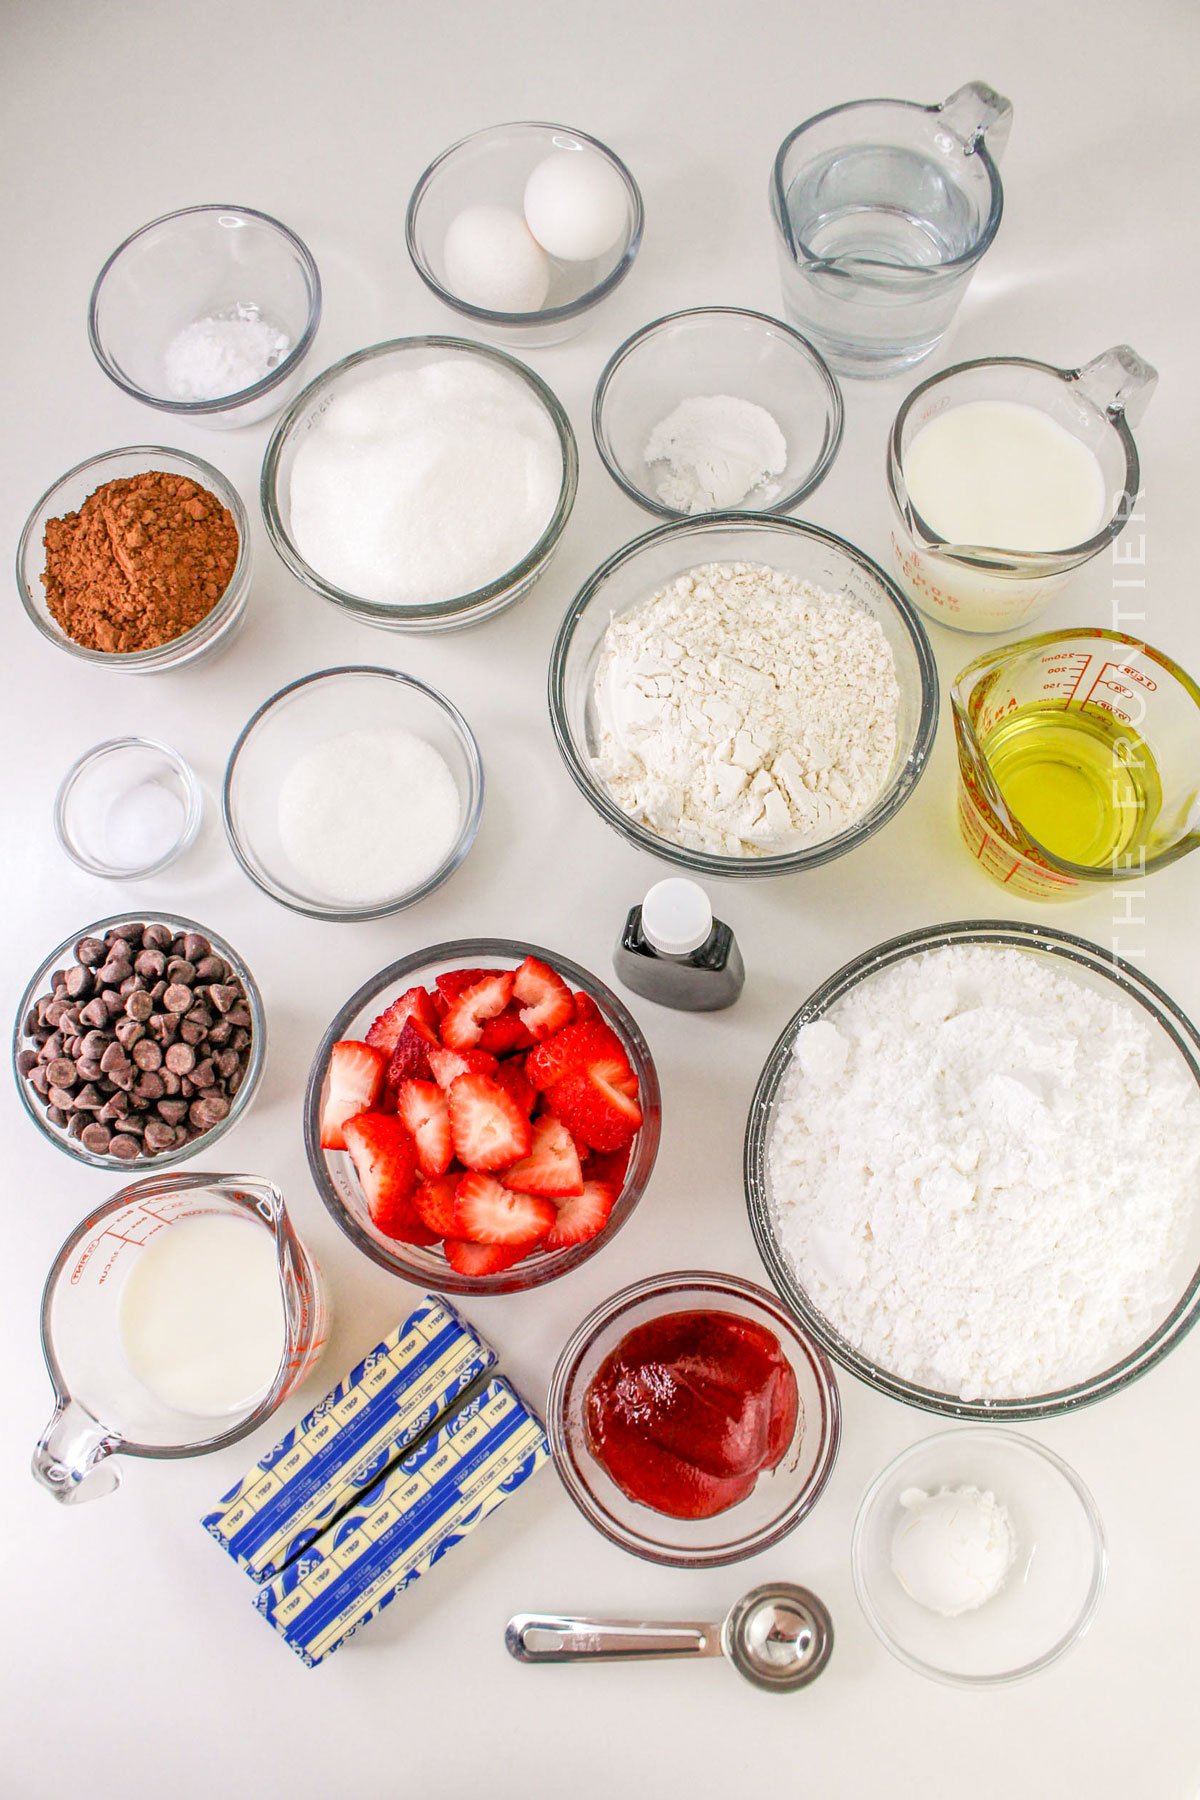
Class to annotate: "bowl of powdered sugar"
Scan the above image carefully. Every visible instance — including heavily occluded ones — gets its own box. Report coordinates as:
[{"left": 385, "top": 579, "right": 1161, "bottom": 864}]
[
  {"left": 549, "top": 513, "right": 937, "bottom": 874},
  {"left": 745, "top": 920, "right": 1200, "bottom": 1419},
  {"left": 262, "top": 337, "right": 577, "bottom": 632}
]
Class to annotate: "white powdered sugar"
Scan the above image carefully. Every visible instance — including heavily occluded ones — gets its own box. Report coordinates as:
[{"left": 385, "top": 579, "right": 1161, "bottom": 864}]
[
  {"left": 590, "top": 561, "right": 899, "bottom": 856},
  {"left": 643, "top": 395, "right": 788, "bottom": 512},
  {"left": 768, "top": 943, "right": 1200, "bottom": 1400}
]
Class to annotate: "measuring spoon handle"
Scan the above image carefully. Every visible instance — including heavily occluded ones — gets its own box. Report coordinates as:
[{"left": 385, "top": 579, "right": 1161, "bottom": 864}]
[{"left": 506, "top": 1613, "right": 721, "bottom": 1663}]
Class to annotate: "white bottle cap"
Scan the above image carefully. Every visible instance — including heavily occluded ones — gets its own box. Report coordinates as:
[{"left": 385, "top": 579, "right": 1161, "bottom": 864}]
[{"left": 641, "top": 879, "right": 713, "bottom": 956}]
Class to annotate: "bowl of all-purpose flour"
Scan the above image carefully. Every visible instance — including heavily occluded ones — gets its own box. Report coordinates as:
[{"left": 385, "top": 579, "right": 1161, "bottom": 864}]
[
  {"left": 745, "top": 920, "right": 1200, "bottom": 1419},
  {"left": 261, "top": 337, "right": 577, "bottom": 631},
  {"left": 549, "top": 514, "right": 938, "bottom": 875}
]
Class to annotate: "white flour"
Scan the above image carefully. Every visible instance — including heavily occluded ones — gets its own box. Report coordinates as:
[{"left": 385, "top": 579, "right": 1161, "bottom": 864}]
[
  {"left": 768, "top": 943, "right": 1200, "bottom": 1400},
  {"left": 643, "top": 395, "right": 787, "bottom": 512},
  {"left": 591, "top": 561, "right": 899, "bottom": 856}
]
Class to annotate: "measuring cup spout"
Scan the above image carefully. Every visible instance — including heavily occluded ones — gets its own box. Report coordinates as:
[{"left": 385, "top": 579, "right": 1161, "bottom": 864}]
[
  {"left": 33, "top": 1398, "right": 121, "bottom": 1505},
  {"left": 1071, "top": 345, "right": 1158, "bottom": 430},
  {"left": 935, "top": 81, "right": 1013, "bottom": 164}
]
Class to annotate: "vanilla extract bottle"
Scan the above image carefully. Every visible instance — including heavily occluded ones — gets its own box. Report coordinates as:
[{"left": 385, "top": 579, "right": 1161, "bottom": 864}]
[{"left": 614, "top": 879, "right": 744, "bottom": 1012}]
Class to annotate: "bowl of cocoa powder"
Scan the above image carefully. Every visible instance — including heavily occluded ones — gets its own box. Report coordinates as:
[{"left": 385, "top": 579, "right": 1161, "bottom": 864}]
[{"left": 16, "top": 447, "right": 251, "bottom": 672}]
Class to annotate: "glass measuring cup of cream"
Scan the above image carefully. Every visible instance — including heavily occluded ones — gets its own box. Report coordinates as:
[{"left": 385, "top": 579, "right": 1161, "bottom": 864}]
[
  {"left": 888, "top": 346, "right": 1157, "bottom": 633},
  {"left": 769, "top": 81, "right": 1012, "bottom": 378},
  {"left": 952, "top": 628, "right": 1200, "bottom": 899},
  {"left": 32, "top": 1173, "right": 329, "bottom": 1503}
]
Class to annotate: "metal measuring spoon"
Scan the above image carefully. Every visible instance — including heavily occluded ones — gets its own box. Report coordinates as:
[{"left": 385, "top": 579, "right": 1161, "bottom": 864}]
[{"left": 505, "top": 1582, "right": 833, "bottom": 1693}]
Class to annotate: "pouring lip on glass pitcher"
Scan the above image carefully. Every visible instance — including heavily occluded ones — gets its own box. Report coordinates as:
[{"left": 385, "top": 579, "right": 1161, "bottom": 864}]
[
  {"left": 889, "top": 353, "right": 1148, "bottom": 575},
  {"left": 37, "top": 1170, "right": 303, "bottom": 1465},
  {"left": 770, "top": 82, "right": 1009, "bottom": 280},
  {"left": 951, "top": 628, "right": 1200, "bottom": 883}
]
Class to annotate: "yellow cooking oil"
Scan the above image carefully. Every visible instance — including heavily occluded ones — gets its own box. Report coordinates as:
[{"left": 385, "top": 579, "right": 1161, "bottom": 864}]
[{"left": 980, "top": 701, "right": 1163, "bottom": 866}]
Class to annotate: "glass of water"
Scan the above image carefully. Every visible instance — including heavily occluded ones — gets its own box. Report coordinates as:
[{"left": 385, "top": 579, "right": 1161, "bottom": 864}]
[{"left": 770, "top": 81, "right": 1012, "bottom": 380}]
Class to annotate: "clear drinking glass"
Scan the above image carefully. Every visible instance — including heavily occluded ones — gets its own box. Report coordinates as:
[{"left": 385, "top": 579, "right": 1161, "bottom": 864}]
[
  {"left": 770, "top": 81, "right": 1012, "bottom": 378},
  {"left": 32, "top": 1174, "right": 329, "bottom": 1504}
]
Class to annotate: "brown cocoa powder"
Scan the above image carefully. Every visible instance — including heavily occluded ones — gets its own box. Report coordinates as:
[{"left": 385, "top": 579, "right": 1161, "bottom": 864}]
[{"left": 41, "top": 470, "right": 240, "bottom": 654}]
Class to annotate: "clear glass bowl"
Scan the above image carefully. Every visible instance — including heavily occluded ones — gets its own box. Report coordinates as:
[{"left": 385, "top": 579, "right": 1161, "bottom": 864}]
[
  {"left": 88, "top": 203, "right": 321, "bottom": 429},
  {"left": 852, "top": 1428, "right": 1106, "bottom": 1685},
  {"left": 405, "top": 121, "right": 643, "bottom": 348},
  {"left": 304, "top": 938, "right": 661, "bottom": 1295},
  {"left": 55, "top": 738, "right": 202, "bottom": 880},
  {"left": 593, "top": 307, "right": 844, "bottom": 518},
  {"left": 16, "top": 446, "right": 252, "bottom": 673},
  {"left": 261, "top": 337, "right": 578, "bottom": 633},
  {"left": 548, "top": 513, "right": 938, "bottom": 877},
  {"left": 744, "top": 919, "right": 1200, "bottom": 1420},
  {"left": 548, "top": 1270, "right": 841, "bottom": 1567},
  {"left": 222, "top": 666, "right": 484, "bottom": 921},
  {"left": 13, "top": 911, "right": 266, "bottom": 1173}
]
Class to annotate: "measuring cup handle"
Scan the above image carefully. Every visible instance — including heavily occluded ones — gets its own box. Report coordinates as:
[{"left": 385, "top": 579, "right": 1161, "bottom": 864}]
[
  {"left": 505, "top": 1613, "right": 720, "bottom": 1663},
  {"left": 1073, "top": 345, "right": 1159, "bottom": 428},
  {"left": 32, "top": 1399, "right": 121, "bottom": 1504},
  {"left": 936, "top": 81, "right": 1013, "bottom": 163}
]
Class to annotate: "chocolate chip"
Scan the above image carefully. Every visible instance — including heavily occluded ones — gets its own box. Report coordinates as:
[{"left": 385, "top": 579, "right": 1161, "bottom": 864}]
[
  {"left": 207, "top": 1019, "right": 232, "bottom": 1046},
  {"left": 99, "top": 1042, "right": 129, "bottom": 1076},
  {"left": 132, "top": 1039, "right": 162, "bottom": 1071},
  {"left": 76, "top": 1056, "right": 103, "bottom": 1082},
  {"left": 80, "top": 1122, "right": 112, "bottom": 1155},
  {"left": 48, "top": 1086, "right": 76, "bottom": 1111},
  {"left": 98, "top": 1095, "right": 129, "bottom": 1123},
  {"left": 142, "top": 923, "right": 172, "bottom": 950},
  {"left": 75, "top": 936, "right": 105, "bottom": 966},
  {"left": 96, "top": 959, "right": 131, "bottom": 988},
  {"left": 47, "top": 1105, "right": 68, "bottom": 1128},
  {"left": 156, "top": 1099, "right": 188, "bottom": 1125},
  {"left": 73, "top": 1083, "right": 102, "bottom": 1111},
  {"left": 114, "top": 1018, "right": 145, "bottom": 1049},
  {"left": 109, "top": 1134, "right": 141, "bottom": 1160},
  {"left": 124, "top": 989, "right": 153, "bottom": 1022},
  {"left": 214, "top": 1049, "right": 240, "bottom": 1080},
  {"left": 190, "top": 1058, "right": 216, "bottom": 1089},
  {"left": 67, "top": 1112, "right": 87, "bottom": 1140},
  {"left": 108, "top": 1065, "right": 136, "bottom": 1092},
  {"left": 166, "top": 959, "right": 196, "bottom": 985},
  {"left": 40, "top": 1031, "right": 64, "bottom": 1062},
  {"left": 16, "top": 1048, "right": 38, "bottom": 1076},
  {"left": 142, "top": 1119, "right": 177, "bottom": 1153},
  {"left": 164, "top": 1042, "right": 195, "bottom": 1075},
  {"left": 46, "top": 1058, "right": 77, "bottom": 1088},
  {"left": 44, "top": 996, "right": 68, "bottom": 1029},
  {"left": 179, "top": 1021, "right": 206, "bottom": 1046},
  {"left": 160, "top": 1069, "right": 181, "bottom": 1096},
  {"left": 209, "top": 984, "right": 241, "bottom": 1014},
  {"left": 183, "top": 932, "right": 210, "bottom": 962},
  {"left": 189, "top": 1095, "right": 229, "bottom": 1130},
  {"left": 28, "top": 1066, "right": 50, "bottom": 1095},
  {"left": 163, "top": 984, "right": 193, "bottom": 1014},
  {"left": 184, "top": 1004, "right": 212, "bottom": 1030},
  {"left": 102, "top": 991, "right": 125, "bottom": 1018},
  {"left": 64, "top": 965, "right": 93, "bottom": 999},
  {"left": 133, "top": 1071, "right": 165, "bottom": 1101},
  {"left": 194, "top": 955, "right": 226, "bottom": 982}
]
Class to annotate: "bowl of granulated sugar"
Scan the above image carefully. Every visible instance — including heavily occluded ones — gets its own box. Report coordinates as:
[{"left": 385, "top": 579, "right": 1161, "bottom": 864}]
[
  {"left": 745, "top": 919, "right": 1200, "bottom": 1421},
  {"left": 222, "top": 667, "right": 483, "bottom": 921}
]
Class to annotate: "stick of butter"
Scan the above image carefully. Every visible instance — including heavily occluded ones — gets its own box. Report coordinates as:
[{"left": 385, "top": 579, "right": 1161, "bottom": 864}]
[
  {"left": 255, "top": 1377, "right": 548, "bottom": 1667},
  {"left": 203, "top": 1296, "right": 494, "bottom": 1581}
]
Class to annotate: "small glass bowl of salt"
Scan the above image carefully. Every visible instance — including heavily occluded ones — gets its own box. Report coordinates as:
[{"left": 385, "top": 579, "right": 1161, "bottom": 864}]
[
  {"left": 55, "top": 739, "right": 202, "bottom": 880},
  {"left": 88, "top": 204, "right": 321, "bottom": 430}
]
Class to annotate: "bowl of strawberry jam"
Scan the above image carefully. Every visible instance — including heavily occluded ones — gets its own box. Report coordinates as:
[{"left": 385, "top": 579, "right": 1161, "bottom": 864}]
[
  {"left": 549, "top": 1270, "right": 840, "bottom": 1566},
  {"left": 304, "top": 938, "right": 661, "bottom": 1295}
]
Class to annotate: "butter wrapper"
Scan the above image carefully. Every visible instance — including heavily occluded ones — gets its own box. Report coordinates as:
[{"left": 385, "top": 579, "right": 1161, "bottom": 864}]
[
  {"left": 256, "top": 1377, "right": 548, "bottom": 1667},
  {"left": 203, "top": 1296, "right": 494, "bottom": 1581}
]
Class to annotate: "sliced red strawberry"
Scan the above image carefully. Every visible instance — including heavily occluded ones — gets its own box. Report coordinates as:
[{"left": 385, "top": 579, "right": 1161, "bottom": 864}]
[
  {"left": 585, "top": 1143, "right": 633, "bottom": 1188},
  {"left": 477, "top": 1006, "right": 537, "bottom": 1055},
  {"left": 525, "top": 1018, "right": 631, "bottom": 1092},
  {"left": 442, "top": 1237, "right": 530, "bottom": 1277},
  {"left": 412, "top": 1171, "right": 462, "bottom": 1238},
  {"left": 319, "top": 1040, "right": 386, "bottom": 1151},
  {"left": 543, "top": 1178, "right": 618, "bottom": 1250},
  {"left": 493, "top": 1058, "right": 536, "bottom": 1117},
  {"left": 342, "top": 1111, "right": 430, "bottom": 1240},
  {"left": 441, "top": 971, "right": 516, "bottom": 1050},
  {"left": 386, "top": 1015, "right": 439, "bottom": 1088},
  {"left": 512, "top": 955, "right": 574, "bottom": 1041},
  {"left": 428, "top": 1044, "right": 498, "bottom": 1090},
  {"left": 548, "top": 1067, "right": 643, "bottom": 1152},
  {"left": 365, "top": 985, "right": 438, "bottom": 1054},
  {"left": 448, "top": 1072, "right": 532, "bottom": 1171},
  {"left": 571, "top": 989, "right": 602, "bottom": 1025},
  {"left": 434, "top": 967, "right": 503, "bottom": 1011},
  {"left": 394, "top": 1079, "right": 453, "bottom": 1177},
  {"left": 501, "top": 1115, "right": 584, "bottom": 1198},
  {"left": 454, "top": 1172, "right": 556, "bottom": 1246}
]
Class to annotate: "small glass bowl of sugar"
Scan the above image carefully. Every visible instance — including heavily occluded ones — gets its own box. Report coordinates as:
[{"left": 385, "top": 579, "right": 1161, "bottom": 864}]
[{"left": 55, "top": 739, "right": 202, "bottom": 881}]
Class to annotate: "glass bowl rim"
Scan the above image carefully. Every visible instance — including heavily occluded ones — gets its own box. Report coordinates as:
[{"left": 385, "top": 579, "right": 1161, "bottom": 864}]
[
  {"left": 547, "top": 1266, "right": 842, "bottom": 1568},
  {"left": 744, "top": 917, "right": 1200, "bottom": 1420},
  {"left": 404, "top": 119, "right": 645, "bottom": 326},
  {"left": 221, "top": 665, "right": 485, "bottom": 921},
  {"left": 87, "top": 201, "right": 323, "bottom": 416},
  {"left": 302, "top": 936, "right": 661, "bottom": 1294},
  {"left": 260, "top": 335, "right": 579, "bottom": 621},
  {"left": 13, "top": 910, "right": 266, "bottom": 1173},
  {"left": 591, "top": 305, "right": 845, "bottom": 519},
  {"left": 547, "top": 510, "right": 939, "bottom": 877},
  {"left": 850, "top": 1424, "right": 1108, "bottom": 1687},
  {"left": 16, "top": 444, "right": 252, "bottom": 668},
  {"left": 53, "top": 736, "right": 203, "bottom": 879}
]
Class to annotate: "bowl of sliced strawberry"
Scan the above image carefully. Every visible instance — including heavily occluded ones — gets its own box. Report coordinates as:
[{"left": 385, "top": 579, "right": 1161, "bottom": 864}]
[{"left": 304, "top": 939, "right": 661, "bottom": 1293}]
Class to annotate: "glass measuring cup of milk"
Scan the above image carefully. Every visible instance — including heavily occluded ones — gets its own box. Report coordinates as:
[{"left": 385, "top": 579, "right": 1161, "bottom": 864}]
[
  {"left": 770, "top": 81, "right": 1011, "bottom": 378},
  {"left": 952, "top": 628, "right": 1200, "bottom": 900},
  {"left": 33, "top": 1173, "right": 329, "bottom": 1503},
  {"left": 888, "top": 346, "right": 1157, "bottom": 633}
]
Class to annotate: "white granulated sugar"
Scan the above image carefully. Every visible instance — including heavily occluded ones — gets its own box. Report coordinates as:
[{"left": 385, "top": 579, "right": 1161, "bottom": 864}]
[
  {"left": 643, "top": 395, "right": 788, "bottom": 512},
  {"left": 287, "top": 359, "right": 561, "bottom": 606},
  {"left": 768, "top": 943, "right": 1200, "bottom": 1400},
  {"left": 591, "top": 561, "right": 899, "bottom": 856},
  {"left": 278, "top": 727, "right": 461, "bottom": 906}
]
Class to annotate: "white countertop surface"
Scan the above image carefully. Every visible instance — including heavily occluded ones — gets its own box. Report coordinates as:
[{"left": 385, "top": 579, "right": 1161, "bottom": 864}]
[{"left": 4, "top": 3, "right": 1198, "bottom": 1794}]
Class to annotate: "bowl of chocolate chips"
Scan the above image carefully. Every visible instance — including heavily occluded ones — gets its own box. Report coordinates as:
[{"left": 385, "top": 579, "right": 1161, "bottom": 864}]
[{"left": 13, "top": 914, "right": 264, "bottom": 1171}]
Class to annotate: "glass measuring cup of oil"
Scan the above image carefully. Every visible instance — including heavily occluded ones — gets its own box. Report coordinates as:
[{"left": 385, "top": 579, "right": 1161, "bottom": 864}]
[
  {"left": 952, "top": 629, "right": 1200, "bottom": 899},
  {"left": 32, "top": 1173, "right": 329, "bottom": 1504},
  {"left": 889, "top": 347, "right": 1156, "bottom": 633},
  {"left": 769, "top": 81, "right": 1012, "bottom": 378}
]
